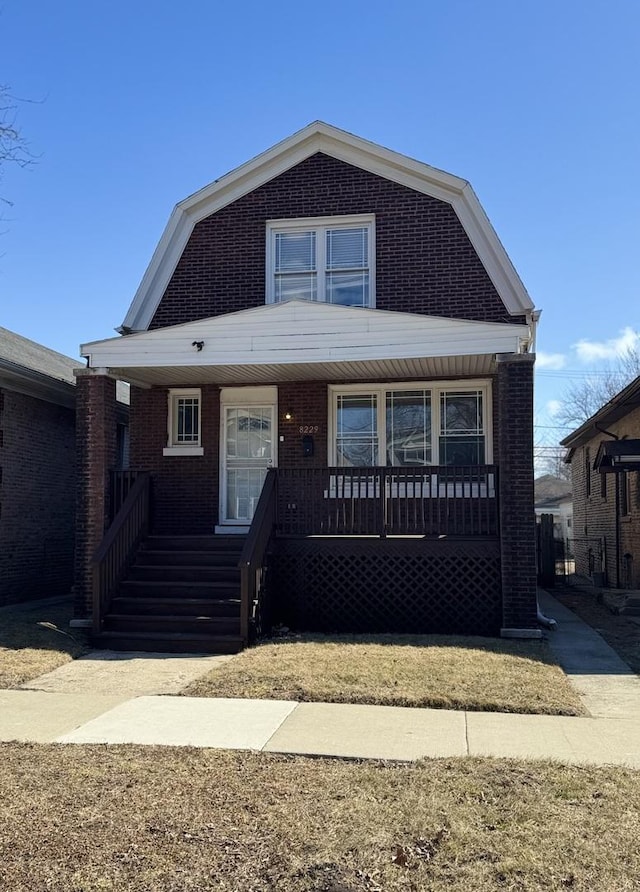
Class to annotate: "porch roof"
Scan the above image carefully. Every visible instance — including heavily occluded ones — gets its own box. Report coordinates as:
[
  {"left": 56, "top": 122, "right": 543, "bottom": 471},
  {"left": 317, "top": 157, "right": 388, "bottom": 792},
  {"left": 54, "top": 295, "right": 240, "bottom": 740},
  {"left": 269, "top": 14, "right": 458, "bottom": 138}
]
[{"left": 81, "top": 300, "right": 531, "bottom": 387}]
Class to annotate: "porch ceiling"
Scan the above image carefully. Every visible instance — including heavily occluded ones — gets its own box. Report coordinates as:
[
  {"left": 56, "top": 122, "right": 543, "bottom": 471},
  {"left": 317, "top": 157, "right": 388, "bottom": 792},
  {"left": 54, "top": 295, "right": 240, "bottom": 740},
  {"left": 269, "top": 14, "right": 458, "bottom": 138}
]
[
  {"left": 102, "top": 353, "right": 499, "bottom": 386},
  {"left": 82, "top": 300, "right": 530, "bottom": 386}
]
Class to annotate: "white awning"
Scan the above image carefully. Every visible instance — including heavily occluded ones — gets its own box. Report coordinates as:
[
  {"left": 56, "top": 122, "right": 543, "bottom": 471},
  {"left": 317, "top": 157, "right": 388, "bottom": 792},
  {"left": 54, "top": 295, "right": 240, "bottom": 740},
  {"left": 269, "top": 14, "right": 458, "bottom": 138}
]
[{"left": 82, "top": 300, "right": 531, "bottom": 386}]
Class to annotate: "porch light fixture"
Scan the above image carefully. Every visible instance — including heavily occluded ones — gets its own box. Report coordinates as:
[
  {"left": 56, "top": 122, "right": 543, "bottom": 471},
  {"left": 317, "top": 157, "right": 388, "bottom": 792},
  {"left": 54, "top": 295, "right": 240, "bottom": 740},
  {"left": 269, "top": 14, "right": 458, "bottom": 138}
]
[
  {"left": 594, "top": 439, "right": 640, "bottom": 472},
  {"left": 284, "top": 411, "right": 293, "bottom": 421}
]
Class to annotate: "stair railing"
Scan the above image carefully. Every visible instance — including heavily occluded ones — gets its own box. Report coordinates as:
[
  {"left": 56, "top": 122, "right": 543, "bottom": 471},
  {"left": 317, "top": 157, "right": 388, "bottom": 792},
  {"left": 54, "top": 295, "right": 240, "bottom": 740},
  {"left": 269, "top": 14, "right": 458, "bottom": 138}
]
[
  {"left": 92, "top": 471, "right": 151, "bottom": 635},
  {"left": 238, "top": 468, "right": 277, "bottom": 645}
]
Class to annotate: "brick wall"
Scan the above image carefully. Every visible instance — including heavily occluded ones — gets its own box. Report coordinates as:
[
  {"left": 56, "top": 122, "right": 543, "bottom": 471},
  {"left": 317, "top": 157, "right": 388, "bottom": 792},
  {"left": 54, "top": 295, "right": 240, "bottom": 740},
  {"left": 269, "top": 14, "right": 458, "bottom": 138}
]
[
  {"left": 130, "top": 384, "right": 220, "bottom": 534},
  {"left": 0, "top": 388, "right": 76, "bottom": 606},
  {"left": 74, "top": 374, "right": 117, "bottom": 616},
  {"left": 569, "top": 407, "right": 640, "bottom": 588},
  {"left": 150, "top": 153, "right": 523, "bottom": 330},
  {"left": 496, "top": 355, "right": 537, "bottom": 629}
]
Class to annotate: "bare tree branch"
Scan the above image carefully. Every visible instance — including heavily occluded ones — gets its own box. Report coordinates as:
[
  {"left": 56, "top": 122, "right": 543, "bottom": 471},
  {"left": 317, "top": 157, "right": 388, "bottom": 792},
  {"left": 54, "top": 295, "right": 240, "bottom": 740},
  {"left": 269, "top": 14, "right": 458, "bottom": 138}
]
[
  {"left": 555, "top": 344, "right": 640, "bottom": 430},
  {"left": 0, "top": 84, "right": 34, "bottom": 207}
]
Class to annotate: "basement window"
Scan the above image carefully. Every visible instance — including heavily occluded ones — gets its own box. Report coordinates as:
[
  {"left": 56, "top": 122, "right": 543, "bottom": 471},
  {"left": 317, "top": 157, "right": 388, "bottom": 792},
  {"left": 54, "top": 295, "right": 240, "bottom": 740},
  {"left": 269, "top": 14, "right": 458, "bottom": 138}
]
[{"left": 163, "top": 388, "right": 204, "bottom": 456}]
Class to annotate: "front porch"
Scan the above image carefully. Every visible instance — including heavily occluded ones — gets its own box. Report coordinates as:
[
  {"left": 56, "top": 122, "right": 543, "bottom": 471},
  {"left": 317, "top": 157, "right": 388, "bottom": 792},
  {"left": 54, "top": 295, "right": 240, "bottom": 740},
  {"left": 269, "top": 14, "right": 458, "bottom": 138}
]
[{"left": 74, "top": 301, "right": 538, "bottom": 650}]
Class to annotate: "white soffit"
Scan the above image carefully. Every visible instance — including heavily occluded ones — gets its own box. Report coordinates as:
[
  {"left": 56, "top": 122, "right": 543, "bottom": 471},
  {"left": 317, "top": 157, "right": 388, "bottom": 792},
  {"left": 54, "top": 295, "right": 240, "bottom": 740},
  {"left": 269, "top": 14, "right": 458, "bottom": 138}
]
[
  {"left": 84, "top": 301, "right": 529, "bottom": 376},
  {"left": 121, "top": 122, "right": 534, "bottom": 331}
]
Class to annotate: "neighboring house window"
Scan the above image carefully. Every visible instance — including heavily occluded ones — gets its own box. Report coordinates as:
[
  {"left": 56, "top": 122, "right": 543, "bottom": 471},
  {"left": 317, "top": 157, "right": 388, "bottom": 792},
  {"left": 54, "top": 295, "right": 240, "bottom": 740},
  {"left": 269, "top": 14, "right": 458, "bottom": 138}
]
[
  {"left": 266, "top": 215, "right": 374, "bottom": 307},
  {"left": 331, "top": 383, "right": 489, "bottom": 466},
  {"left": 619, "top": 471, "right": 631, "bottom": 517},
  {"left": 600, "top": 470, "right": 607, "bottom": 499},
  {"left": 585, "top": 447, "right": 591, "bottom": 497},
  {"left": 163, "top": 388, "right": 204, "bottom": 456}
]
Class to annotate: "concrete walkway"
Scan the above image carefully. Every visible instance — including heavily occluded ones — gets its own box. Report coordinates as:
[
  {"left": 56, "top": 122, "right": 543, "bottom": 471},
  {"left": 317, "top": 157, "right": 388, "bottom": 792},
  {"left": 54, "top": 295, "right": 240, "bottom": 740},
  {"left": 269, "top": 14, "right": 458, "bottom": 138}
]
[{"left": 2, "top": 591, "right": 640, "bottom": 767}]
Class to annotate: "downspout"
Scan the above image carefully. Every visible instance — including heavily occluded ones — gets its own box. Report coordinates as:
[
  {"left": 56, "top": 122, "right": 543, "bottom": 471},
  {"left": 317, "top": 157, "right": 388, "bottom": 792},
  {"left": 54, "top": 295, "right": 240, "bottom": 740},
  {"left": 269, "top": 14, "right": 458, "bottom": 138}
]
[{"left": 595, "top": 424, "right": 620, "bottom": 589}]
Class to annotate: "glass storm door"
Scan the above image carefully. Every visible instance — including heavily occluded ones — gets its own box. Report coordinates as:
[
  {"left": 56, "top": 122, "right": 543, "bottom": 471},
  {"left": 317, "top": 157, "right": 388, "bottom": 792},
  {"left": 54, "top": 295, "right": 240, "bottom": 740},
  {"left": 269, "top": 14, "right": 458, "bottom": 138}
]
[{"left": 222, "top": 405, "right": 275, "bottom": 523}]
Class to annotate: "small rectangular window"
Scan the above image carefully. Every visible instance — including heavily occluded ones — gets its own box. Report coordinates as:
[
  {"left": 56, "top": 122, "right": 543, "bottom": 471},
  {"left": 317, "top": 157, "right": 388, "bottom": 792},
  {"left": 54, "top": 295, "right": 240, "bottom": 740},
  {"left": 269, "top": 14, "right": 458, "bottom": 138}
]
[{"left": 164, "top": 389, "right": 203, "bottom": 456}]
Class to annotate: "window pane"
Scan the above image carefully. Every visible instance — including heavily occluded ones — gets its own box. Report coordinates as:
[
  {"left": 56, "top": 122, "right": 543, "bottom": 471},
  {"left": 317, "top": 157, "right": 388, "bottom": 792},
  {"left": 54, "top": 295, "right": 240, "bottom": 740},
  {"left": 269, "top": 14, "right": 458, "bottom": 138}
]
[
  {"left": 275, "top": 231, "right": 316, "bottom": 272},
  {"left": 326, "top": 271, "right": 369, "bottom": 306},
  {"left": 326, "top": 227, "right": 368, "bottom": 269},
  {"left": 336, "top": 394, "right": 378, "bottom": 467},
  {"left": 441, "top": 392, "right": 483, "bottom": 434},
  {"left": 175, "top": 396, "right": 199, "bottom": 443},
  {"left": 337, "top": 440, "right": 377, "bottom": 467},
  {"left": 386, "top": 390, "right": 431, "bottom": 466},
  {"left": 274, "top": 272, "right": 317, "bottom": 302},
  {"left": 439, "top": 435, "right": 485, "bottom": 466}
]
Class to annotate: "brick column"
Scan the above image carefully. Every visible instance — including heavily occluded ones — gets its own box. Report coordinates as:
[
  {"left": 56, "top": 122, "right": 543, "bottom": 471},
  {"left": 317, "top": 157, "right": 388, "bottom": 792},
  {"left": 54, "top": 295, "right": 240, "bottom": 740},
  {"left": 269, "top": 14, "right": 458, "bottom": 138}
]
[
  {"left": 496, "top": 353, "right": 539, "bottom": 635},
  {"left": 73, "top": 371, "right": 117, "bottom": 619}
]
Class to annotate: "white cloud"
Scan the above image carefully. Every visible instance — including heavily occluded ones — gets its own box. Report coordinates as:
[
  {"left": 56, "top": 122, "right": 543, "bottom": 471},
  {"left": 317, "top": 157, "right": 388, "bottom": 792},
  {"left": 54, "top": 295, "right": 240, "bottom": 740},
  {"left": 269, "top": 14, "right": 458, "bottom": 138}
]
[
  {"left": 546, "top": 399, "right": 562, "bottom": 417},
  {"left": 573, "top": 326, "right": 640, "bottom": 363},
  {"left": 536, "top": 351, "right": 566, "bottom": 369}
]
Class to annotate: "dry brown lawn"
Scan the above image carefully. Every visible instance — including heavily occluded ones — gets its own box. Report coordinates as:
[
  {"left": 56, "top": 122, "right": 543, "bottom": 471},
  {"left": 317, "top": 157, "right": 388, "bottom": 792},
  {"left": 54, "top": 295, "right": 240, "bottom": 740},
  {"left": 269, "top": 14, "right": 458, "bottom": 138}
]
[
  {"left": 1, "top": 743, "right": 639, "bottom": 891},
  {"left": 183, "top": 634, "right": 586, "bottom": 716},
  {"left": 0, "top": 598, "right": 88, "bottom": 688}
]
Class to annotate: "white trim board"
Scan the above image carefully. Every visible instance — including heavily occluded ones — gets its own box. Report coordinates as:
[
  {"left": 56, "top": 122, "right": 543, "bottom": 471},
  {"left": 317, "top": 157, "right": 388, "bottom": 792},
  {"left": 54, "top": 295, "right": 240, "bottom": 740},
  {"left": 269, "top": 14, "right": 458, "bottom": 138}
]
[{"left": 120, "top": 122, "right": 535, "bottom": 332}]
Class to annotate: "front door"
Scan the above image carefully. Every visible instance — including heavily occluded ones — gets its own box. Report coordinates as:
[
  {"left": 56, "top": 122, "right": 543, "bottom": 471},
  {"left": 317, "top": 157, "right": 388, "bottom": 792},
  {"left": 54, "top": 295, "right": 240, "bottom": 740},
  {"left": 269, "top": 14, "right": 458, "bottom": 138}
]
[{"left": 220, "top": 389, "right": 276, "bottom": 525}]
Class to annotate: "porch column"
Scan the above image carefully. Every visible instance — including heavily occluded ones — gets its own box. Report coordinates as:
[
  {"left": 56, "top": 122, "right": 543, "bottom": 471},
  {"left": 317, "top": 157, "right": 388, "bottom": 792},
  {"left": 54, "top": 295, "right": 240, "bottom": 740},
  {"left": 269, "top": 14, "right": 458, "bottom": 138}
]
[
  {"left": 496, "top": 353, "right": 539, "bottom": 636},
  {"left": 73, "top": 370, "right": 117, "bottom": 619}
]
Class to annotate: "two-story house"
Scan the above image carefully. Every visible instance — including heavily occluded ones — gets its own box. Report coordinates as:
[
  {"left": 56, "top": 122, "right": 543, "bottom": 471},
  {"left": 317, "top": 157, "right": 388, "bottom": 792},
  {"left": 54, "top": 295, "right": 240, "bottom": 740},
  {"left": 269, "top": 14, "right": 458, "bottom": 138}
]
[{"left": 75, "top": 122, "right": 539, "bottom": 653}]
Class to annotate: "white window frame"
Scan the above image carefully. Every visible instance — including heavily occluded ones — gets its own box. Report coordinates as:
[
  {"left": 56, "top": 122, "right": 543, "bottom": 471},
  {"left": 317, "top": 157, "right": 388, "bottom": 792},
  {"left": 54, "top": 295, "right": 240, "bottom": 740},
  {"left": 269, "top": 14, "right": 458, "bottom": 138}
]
[
  {"left": 163, "top": 388, "right": 204, "bottom": 456},
  {"left": 265, "top": 214, "right": 376, "bottom": 307},
  {"left": 328, "top": 380, "right": 493, "bottom": 466}
]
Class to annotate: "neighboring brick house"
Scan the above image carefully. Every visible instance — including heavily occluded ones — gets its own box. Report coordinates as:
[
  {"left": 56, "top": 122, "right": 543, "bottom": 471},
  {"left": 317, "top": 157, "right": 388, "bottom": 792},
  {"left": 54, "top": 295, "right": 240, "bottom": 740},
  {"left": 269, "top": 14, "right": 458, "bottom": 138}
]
[
  {"left": 0, "top": 328, "right": 129, "bottom": 606},
  {"left": 562, "top": 376, "right": 640, "bottom": 589},
  {"left": 76, "top": 122, "right": 540, "bottom": 652}
]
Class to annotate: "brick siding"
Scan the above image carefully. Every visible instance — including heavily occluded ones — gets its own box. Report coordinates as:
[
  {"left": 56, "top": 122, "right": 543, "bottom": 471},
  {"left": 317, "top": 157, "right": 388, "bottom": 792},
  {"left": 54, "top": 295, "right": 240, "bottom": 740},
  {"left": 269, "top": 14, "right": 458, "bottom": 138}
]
[
  {"left": 74, "top": 374, "right": 117, "bottom": 616},
  {"left": 130, "top": 384, "right": 220, "bottom": 534},
  {"left": 0, "top": 388, "right": 75, "bottom": 606},
  {"left": 496, "top": 355, "right": 537, "bottom": 629},
  {"left": 570, "top": 406, "right": 640, "bottom": 589},
  {"left": 150, "top": 153, "right": 523, "bottom": 330}
]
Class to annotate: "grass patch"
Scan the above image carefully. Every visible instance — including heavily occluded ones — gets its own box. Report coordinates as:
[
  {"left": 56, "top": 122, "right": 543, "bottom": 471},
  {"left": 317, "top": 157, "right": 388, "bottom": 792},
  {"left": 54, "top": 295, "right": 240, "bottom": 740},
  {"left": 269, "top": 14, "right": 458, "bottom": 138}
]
[
  {"left": 0, "top": 598, "right": 89, "bottom": 688},
  {"left": 1, "top": 744, "right": 639, "bottom": 891},
  {"left": 182, "top": 634, "right": 586, "bottom": 716}
]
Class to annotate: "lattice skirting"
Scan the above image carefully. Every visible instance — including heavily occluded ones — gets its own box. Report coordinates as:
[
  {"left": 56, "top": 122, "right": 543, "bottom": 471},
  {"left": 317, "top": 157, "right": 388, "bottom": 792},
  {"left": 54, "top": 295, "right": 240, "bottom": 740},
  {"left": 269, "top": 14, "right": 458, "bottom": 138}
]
[{"left": 271, "top": 537, "right": 502, "bottom": 636}]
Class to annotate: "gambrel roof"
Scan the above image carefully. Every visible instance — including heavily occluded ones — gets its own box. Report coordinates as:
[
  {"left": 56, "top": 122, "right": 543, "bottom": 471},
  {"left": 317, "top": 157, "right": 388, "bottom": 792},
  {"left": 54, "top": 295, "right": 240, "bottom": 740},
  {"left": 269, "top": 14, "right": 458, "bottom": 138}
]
[{"left": 121, "top": 122, "right": 535, "bottom": 332}]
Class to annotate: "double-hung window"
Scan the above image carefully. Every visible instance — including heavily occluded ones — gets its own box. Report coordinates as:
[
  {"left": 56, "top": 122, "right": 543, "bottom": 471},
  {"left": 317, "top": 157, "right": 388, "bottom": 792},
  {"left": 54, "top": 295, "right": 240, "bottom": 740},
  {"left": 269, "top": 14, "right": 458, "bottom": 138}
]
[
  {"left": 266, "top": 215, "right": 374, "bottom": 307},
  {"left": 163, "top": 388, "right": 204, "bottom": 456},
  {"left": 331, "top": 383, "right": 489, "bottom": 467}
]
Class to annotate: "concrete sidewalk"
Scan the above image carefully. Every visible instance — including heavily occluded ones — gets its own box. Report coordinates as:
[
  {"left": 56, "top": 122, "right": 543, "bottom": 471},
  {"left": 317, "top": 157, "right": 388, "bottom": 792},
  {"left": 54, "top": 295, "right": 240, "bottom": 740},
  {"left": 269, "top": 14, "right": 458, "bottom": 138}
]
[{"left": 1, "top": 591, "right": 639, "bottom": 767}]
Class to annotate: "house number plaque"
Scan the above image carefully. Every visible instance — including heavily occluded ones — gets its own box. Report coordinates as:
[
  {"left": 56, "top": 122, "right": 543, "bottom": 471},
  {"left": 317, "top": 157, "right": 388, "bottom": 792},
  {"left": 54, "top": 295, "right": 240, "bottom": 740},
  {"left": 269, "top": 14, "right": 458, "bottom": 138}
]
[{"left": 299, "top": 425, "right": 319, "bottom": 434}]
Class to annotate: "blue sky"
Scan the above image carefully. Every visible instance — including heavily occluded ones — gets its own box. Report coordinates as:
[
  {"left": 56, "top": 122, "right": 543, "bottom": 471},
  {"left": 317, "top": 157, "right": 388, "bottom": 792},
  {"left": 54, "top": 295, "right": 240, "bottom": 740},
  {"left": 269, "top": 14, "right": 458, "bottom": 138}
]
[{"left": 2, "top": 0, "right": 639, "bottom": 462}]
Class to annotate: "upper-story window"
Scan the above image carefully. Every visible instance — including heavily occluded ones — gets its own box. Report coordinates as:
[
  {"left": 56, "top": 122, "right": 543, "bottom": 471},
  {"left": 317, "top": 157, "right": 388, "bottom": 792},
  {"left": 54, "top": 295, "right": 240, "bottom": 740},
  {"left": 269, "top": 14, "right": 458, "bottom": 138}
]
[{"left": 266, "top": 215, "right": 375, "bottom": 307}]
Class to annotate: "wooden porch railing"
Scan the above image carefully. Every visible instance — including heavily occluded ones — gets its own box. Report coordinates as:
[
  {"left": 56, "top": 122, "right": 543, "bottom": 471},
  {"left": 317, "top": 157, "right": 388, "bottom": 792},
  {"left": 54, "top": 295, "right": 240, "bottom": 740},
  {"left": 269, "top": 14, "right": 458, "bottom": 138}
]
[
  {"left": 276, "top": 465, "right": 499, "bottom": 537},
  {"left": 92, "top": 472, "right": 151, "bottom": 635},
  {"left": 109, "top": 469, "right": 142, "bottom": 524},
  {"left": 238, "top": 468, "right": 277, "bottom": 644}
]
